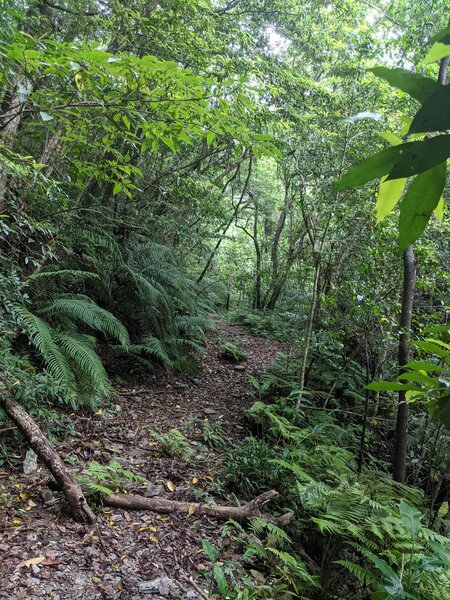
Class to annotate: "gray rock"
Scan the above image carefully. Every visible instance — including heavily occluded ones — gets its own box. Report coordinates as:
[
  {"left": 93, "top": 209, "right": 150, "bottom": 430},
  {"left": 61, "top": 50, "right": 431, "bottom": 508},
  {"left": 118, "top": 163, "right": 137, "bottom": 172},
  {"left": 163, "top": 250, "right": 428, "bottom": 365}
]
[
  {"left": 23, "top": 449, "right": 38, "bottom": 475},
  {"left": 145, "top": 484, "right": 164, "bottom": 497},
  {"left": 138, "top": 577, "right": 180, "bottom": 597},
  {"left": 174, "top": 382, "right": 189, "bottom": 390},
  {"left": 234, "top": 365, "right": 246, "bottom": 371},
  {"left": 203, "top": 408, "right": 218, "bottom": 415}
]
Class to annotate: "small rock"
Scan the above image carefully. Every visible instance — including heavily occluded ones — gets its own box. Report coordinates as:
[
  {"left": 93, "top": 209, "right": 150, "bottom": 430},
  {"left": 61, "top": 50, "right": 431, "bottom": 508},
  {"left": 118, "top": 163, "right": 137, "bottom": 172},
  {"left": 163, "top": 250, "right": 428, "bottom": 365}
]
[
  {"left": 115, "top": 404, "right": 122, "bottom": 412},
  {"left": 23, "top": 449, "right": 38, "bottom": 475},
  {"left": 192, "top": 378, "right": 202, "bottom": 386},
  {"left": 145, "top": 484, "right": 164, "bottom": 497},
  {"left": 138, "top": 577, "right": 180, "bottom": 597},
  {"left": 174, "top": 382, "right": 189, "bottom": 390},
  {"left": 234, "top": 365, "right": 246, "bottom": 371},
  {"left": 203, "top": 408, "right": 218, "bottom": 415}
]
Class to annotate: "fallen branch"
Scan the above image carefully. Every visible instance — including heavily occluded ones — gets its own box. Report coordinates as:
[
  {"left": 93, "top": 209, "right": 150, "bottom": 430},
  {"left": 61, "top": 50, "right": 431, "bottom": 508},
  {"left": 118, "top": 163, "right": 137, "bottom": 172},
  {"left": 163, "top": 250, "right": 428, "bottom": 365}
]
[
  {"left": 104, "top": 489, "right": 293, "bottom": 527},
  {"left": 0, "top": 382, "right": 95, "bottom": 524}
]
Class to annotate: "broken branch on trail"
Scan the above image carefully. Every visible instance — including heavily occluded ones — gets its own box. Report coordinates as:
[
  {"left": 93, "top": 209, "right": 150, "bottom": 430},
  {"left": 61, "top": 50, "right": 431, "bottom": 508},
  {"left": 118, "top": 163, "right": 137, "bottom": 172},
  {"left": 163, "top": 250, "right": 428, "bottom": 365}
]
[
  {"left": 104, "top": 490, "right": 293, "bottom": 527},
  {"left": 0, "top": 381, "right": 95, "bottom": 524}
]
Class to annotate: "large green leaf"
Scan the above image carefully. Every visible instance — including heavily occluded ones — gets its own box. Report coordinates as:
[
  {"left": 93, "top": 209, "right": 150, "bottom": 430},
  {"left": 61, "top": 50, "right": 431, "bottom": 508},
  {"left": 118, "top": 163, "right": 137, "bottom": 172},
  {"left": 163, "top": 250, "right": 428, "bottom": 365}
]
[
  {"left": 371, "top": 67, "right": 440, "bottom": 103},
  {"left": 337, "top": 136, "right": 450, "bottom": 190},
  {"left": 336, "top": 145, "right": 402, "bottom": 190},
  {"left": 409, "top": 86, "right": 450, "bottom": 133},
  {"left": 387, "top": 135, "right": 450, "bottom": 180},
  {"left": 376, "top": 176, "right": 407, "bottom": 222},
  {"left": 423, "top": 25, "right": 450, "bottom": 63},
  {"left": 366, "top": 381, "right": 421, "bottom": 392},
  {"left": 399, "top": 500, "right": 422, "bottom": 537},
  {"left": 398, "top": 162, "right": 447, "bottom": 250}
]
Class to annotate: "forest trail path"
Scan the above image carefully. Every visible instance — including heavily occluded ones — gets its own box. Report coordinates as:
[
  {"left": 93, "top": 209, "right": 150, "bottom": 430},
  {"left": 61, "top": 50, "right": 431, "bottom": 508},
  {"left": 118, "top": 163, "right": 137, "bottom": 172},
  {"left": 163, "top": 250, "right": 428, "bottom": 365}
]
[{"left": 0, "top": 320, "right": 290, "bottom": 600}]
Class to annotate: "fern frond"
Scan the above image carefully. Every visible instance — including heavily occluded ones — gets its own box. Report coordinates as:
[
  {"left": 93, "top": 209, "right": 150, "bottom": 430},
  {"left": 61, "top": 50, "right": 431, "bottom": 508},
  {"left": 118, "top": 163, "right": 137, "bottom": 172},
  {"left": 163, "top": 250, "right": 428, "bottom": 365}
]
[
  {"left": 17, "top": 307, "right": 76, "bottom": 391},
  {"left": 40, "top": 298, "right": 129, "bottom": 345},
  {"left": 55, "top": 332, "right": 111, "bottom": 401}
]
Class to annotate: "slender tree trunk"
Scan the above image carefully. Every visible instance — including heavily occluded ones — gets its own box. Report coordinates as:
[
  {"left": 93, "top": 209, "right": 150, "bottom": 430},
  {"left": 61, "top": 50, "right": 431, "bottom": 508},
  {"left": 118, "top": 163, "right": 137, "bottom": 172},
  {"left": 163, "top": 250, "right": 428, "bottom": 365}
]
[
  {"left": 392, "top": 246, "right": 416, "bottom": 483},
  {"left": 197, "top": 155, "right": 252, "bottom": 284},
  {"left": 252, "top": 198, "right": 262, "bottom": 309},
  {"left": 299, "top": 250, "right": 322, "bottom": 391},
  {"left": 392, "top": 50, "right": 448, "bottom": 484}
]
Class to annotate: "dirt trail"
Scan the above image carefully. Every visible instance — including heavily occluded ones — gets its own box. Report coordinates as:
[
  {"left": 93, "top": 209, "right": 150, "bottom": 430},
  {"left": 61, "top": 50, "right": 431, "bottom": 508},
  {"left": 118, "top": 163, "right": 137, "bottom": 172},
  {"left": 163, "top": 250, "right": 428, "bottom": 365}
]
[{"left": 0, "top": 321, "right": 289, "bottom": 600}]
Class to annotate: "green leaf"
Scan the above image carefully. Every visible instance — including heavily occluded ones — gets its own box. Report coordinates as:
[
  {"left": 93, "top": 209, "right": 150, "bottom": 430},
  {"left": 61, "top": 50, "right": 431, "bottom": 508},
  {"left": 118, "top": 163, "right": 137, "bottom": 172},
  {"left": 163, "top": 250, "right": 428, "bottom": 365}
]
[
  {"left": 434, "top": 196, "right": 444, "bottom": 222},
  {"left": 398, "top": 162, "right": 446, "bottom": 250},
  {"left": 370, "top": 67, "right": 439, "bottom": 103},
  {"left": 201, "top": 539, "right": 218, "bottom": 562},
  {"left": 409, "top": 86, "right": 450, "bottom": 133},
  {"left": 365, "top": 551, "right": 405, "bottom": 599},
  {"left": 397, "top": 372, "right": 436, "bottom": 385},
  {"left": 399, "top": 500, "right": 422, "bottom": 537},
  {"left": 113, "top": 182, "right": 122, "bottom": 195},
  {"left": 366, "top": 382, "right": 421, "bottom": 392},
  {"left": 378, "top": 132, "right": 402, "bottom": 146},
  {"left": 424, "top": 42, "right": 450, "bottom": 64},
  {"left": 213, "top": 564, "right": 229, "bottom": 596},
  {"left": 336, "top": 136, "right": 450, "bottom": 190},
  {"left": 336, "top": 145, "right": 400, "bottom": 190},
  {"left": 376, "top": 176, "right": 407, "bottom": 222},
  {"left": 403, "top": 361, "right": 447, "bottom": 373},
  {"left": 423, "top": 26, "right": 450, "bottom": 63},
  {"left": 386, "top": 135, "right": 450, "bottom": 180}
]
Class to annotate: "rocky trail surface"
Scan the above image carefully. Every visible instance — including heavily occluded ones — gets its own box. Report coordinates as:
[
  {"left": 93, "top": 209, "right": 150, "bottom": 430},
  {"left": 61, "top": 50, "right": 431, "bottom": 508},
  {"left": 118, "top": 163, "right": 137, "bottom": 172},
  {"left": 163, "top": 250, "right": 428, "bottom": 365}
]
[{"left": 0, "top": 321, "right": 290, "bottom": 600}]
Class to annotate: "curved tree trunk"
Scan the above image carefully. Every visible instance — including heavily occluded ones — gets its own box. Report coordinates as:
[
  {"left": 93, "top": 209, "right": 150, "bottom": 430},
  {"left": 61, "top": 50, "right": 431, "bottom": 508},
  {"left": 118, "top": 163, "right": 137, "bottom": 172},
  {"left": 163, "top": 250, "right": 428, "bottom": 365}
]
[{"left": 1, "top": 382, "right": 95, "bottom": 524}]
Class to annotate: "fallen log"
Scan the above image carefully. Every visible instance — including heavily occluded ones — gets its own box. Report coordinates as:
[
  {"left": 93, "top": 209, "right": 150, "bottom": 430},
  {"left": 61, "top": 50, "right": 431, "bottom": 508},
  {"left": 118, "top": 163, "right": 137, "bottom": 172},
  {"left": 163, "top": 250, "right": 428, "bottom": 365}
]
[
  {"left": 0, "top": 382, "right": 95, "bottom": 524},
  {"left": 104, "top": 489, "right": 293, "bottom": 527}
]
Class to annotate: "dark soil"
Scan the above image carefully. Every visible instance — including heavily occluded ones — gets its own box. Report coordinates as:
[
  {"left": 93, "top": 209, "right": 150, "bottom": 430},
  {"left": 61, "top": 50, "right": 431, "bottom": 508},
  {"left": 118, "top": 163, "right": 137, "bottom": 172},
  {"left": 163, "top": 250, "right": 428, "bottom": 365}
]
[{"left": 0, "top": 321, "right": 290, "bottom": 600}]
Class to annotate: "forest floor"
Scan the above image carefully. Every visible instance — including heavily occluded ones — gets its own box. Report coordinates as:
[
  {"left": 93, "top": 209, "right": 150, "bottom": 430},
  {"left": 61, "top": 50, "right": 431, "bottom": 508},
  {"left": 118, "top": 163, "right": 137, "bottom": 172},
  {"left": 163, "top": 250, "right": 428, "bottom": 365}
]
[{"left": 0, "top": 320, "right": 290, "bottom": 600}]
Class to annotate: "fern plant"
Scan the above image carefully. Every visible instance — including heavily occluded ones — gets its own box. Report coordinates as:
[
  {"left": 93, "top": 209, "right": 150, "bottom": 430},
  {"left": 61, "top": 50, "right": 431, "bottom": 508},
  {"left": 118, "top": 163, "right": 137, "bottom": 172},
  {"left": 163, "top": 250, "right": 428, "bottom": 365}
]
[{"left": 16, "top": 277, "right": 129, "bottom": 407}]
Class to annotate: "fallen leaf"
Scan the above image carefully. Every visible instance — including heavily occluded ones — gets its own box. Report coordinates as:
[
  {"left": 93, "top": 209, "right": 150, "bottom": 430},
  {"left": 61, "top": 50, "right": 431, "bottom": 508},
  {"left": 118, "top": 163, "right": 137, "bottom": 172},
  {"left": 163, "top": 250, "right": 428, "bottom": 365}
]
[
  {"left": 41, "top": 559, "right": 59, "bottom": 567},
  {"left": 150, "top": 535, "right": 158, "bottom": 543},
  {"left": 166, "top": 480, "right": 176, "bottom": 492},
  {"left": 192, "top": 477, "right": 198, "bottom": 485},
  {"left": 138, "top": 526, "right": 157, "bottom": 533},
  {"left": 24, "top": 556, "right": 45, "bottom": 568},
  {"left": 12, "top": 518, "right": 23, "bottom": 525},
  {"left": 27, "top": 499, "right": 37, "bottom": 508},
  {"left": 188, "top": 504, "right": 196, "bottom": 516}
]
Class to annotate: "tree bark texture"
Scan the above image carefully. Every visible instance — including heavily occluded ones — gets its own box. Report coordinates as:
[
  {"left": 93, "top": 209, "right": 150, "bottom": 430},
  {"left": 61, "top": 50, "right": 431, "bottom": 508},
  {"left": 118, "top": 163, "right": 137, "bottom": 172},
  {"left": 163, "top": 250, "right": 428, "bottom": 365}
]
[
  {"left": 1, "top": 384, "right": 95, "bottom": 524},
  {"left": 105, "top": 490, "right": 293, "bottom": 527},
  {"left": 392, "top": 246, "right": 416, "bottom": 483}
]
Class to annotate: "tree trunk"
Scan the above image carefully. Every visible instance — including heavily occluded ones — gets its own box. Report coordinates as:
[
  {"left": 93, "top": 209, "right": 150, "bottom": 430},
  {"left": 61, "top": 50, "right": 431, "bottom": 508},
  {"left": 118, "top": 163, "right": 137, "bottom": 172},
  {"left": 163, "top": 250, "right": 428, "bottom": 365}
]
[
  {"left": 392, "top": 246, "right": 416, "bottom": 483},
  {"left": 105, "top": 490, "right": 293, "bottom": 527},
  {"left": 197, "top": 155, "right": 252, "bottom": 284},
  {"left": 252, "top": 198, "right": 262, "bottom": 309},
  {"left": 1, "top": 384, "right": 95, "bottom": 524}
]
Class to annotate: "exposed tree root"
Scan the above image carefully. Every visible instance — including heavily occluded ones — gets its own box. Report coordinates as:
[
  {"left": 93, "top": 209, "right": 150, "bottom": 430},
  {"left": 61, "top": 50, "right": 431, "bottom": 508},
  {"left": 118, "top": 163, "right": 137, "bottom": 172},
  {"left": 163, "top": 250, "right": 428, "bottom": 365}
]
[
  {"left": 0, "top": 383, "right": 95, "bottom": 524},
  {"left": 104, "top": 490, "right": 293, "bottom": 527}
]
